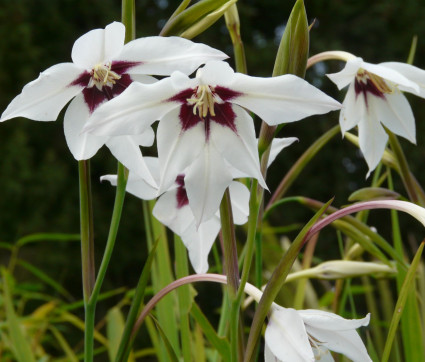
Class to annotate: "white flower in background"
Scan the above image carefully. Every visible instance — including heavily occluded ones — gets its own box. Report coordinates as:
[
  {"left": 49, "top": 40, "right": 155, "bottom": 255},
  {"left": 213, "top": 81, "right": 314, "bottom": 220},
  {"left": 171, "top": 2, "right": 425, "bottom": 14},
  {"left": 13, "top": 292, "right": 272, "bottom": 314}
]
[
  {"left": 85, "top": 60, "right": 341, "bottom": 224},
  {"left": 239, "top": 281, "right": 372, "bottom": 362},
  {"left": 327, "top": 57, "right": 425, "bottom": 176},
  {"left": 101, "top": 157, "right": 249, "bottom": 274},
  {"left": 265, "top": 306, "right": 371, "bottom": 362},
  {"left": 0, "top": 22, "right": 227, "bottom": 184}
]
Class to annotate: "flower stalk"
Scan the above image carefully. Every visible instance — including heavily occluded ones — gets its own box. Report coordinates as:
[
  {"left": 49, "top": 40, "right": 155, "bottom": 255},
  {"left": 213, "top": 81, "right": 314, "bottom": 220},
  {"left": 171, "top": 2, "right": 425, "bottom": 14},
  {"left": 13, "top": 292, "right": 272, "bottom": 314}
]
[{"left": 78, "top": 159, "right": 95, "bottom": 362}]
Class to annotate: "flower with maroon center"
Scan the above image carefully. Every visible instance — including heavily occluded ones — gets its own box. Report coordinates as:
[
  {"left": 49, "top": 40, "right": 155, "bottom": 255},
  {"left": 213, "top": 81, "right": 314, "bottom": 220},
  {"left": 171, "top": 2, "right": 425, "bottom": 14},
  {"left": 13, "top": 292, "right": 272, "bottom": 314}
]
[
  {"left": 327, "top": 56, "right": 425, "bottom": 176},
  {"left": 0, "top": 22, "right": 227, "bottom": 182},
  {"left": 85, "top": 60, "right": 341, "bottom": 224},
  {"left": 100, "top": 157, "right": 250, "bottom": 274}
]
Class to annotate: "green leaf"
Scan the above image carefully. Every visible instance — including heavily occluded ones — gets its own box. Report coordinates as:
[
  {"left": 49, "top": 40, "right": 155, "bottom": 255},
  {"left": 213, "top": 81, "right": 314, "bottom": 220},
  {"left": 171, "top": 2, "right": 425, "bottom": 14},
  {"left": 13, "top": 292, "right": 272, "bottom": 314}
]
[
  {"left": 1, "top": 268, "right": 36, "bottom": 362},
  {"left": 150, "top": 316, "right": 180, "bottom": 362},
  {"left": 107, "top": 307, "right": 135, "bottom": 362},
  {"left": 381, "top": 242, "right": 424, "bottom": 362},
  {"left": 115, "top": 237, "right": 159, "bottom": 362},
  {"left": 16, "top": 233, "right": 80, "bottom": 247},
  {"left": 49, "top": 326, "right": 79, "bottom": 362},
  {"left": 245, "top": 199, "right": 333, "bottom": 361},
  {"left": 16, "top": 260, "right": 73, "bottom": 301},
  {"left": 191, "top": 302, "right": 231, "bottom": 360}
]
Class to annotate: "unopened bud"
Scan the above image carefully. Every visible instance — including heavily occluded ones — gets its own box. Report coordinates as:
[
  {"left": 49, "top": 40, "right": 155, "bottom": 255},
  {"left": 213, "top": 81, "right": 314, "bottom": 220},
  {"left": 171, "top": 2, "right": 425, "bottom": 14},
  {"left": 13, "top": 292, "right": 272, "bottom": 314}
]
[{"left": 273, "top": 0, "right": 309, "bottom": 77}]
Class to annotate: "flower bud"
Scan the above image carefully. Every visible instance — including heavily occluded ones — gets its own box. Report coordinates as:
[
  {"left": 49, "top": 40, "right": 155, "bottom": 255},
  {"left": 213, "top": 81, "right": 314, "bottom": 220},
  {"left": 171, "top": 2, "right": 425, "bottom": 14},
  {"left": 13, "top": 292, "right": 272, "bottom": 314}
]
[
  {"left": 273, "top": 0, "right": 309, "bottom": 77},
  {"left": 160, "top": 0, "right": 237, "bottom": 39}
]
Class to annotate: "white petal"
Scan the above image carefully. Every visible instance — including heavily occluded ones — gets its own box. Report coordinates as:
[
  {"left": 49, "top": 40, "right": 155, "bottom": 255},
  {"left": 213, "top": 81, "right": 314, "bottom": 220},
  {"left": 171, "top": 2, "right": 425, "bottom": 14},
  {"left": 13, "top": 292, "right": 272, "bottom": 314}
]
[
  {"left": 375, "top": 91, "right": 416, "bottom": 143},
  {"left": 228, "top": 181, "right": 250, "bottom": 225},
  {"left": 101, "top": 171, "right": 158, "bottom": 200},
  {"left": 264, "top": 343, "right": 280, "bottom": 362},
  {"left": 106, "top": 133, "right": 157, "bottom": 187},
  {"left": 313, "top": 346, "right": 335, "bottom": 362},
  {"left": 361, "top": 61, "right": 419, "bottom": 93},
  {"left": 1, "top": 63, "right": 84, "bottom": 122},
  {"left": 84, "top": 73, "right": 194, "bottom": 136},
  {"left": 357, "top": 103, "right": 389, "bottom": 176},
  {"left": 265, "top": 307, "right": 315, "bottom": 362},
  {"left": 339, "top": 82, "right": 365, "bottom": 134},
  {"left": 306, "top": 325, "right": 371, "bottom": 362},
  {"left": 153, "top": 190, "right": 194, "bottom": 236},
  {"left": 197, "top": 60, "right": 236, "bottom": 85},
  {"left": 197, "top": 60, "right": 341, "bottom": 126},
  {"left": 157, "top": 108, "right": 204, "bottom": 193},
  {"left": 185, "top": 144, "right": 234, "bottom": 225},
  {"left": 64, "top": 95, "right": 108, "bottom": 160},
  {"left": 358, "top": 116, "right": 388, "bottom": 177},
  {"left": 210, "top": 106, "right": 267, "bottom": 189},
  {"left": 71, "top": 22, "right": 125, "bottom": 68},
  {"left": 327, "top": 57, "right": 363, "bottom": 90},
  {"left": 380, "top": 61, "right": 425, "bottom": 97},
  {"left": 230, "top": 73, "right": 341, "bottom": 126},
  {"left": 116, "top": 36, "right": 228, "bottom": 76},
  {"left": 267, "top": 137, "right": 298, "bottom": 167},
  {"left": 180, "top": 217, "right": 221, "bottom": 274},
  {"left": 299, "top": 310, "right": 370, "bottom": 331}
]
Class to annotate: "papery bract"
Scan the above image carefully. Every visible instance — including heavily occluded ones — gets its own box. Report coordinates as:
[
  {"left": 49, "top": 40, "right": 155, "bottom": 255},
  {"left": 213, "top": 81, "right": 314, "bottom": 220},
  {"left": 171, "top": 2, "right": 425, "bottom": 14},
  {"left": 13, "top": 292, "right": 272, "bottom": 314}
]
[
  {"left": 86, "top": 60, "right": 341, "bottom": 224},
  {"left": 327, "top": 56, "right": 425, "bottom": 176}
]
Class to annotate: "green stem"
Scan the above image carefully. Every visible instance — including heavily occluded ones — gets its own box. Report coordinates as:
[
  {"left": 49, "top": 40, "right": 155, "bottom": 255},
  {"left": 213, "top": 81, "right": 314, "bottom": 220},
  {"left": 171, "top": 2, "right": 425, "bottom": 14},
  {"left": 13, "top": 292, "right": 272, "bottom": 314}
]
[
  {"left": 219, "top": 188, "right": 240, "bottom": 361},
  {"left": 79, "top": 160, "right": 95, "bottom": 362},
  {"left": 266, "top": 124, "right": 340, "bottom": 210},
  {"left": 225, "top": 4, "right": 247, "bottom": 74},
  {"left": 90, "top": 163, "right": 127, "bottom": 304},
  {"left": 387, "top": 129, "right": 425, "bottom": 206},
  {"left": 121, "top": 0, "right": 135, "bottom": 43}
]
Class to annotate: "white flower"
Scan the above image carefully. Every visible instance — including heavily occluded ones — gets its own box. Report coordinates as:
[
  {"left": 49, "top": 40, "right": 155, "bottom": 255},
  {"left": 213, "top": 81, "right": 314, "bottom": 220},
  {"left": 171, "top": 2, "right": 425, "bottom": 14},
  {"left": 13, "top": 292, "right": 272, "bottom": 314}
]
[
  {"left": 85, "top": 60, "right": 341, "bottom": 224},
  {"left": 101, "top": 157, "right": 249, "bottom": 274},
  {"left": 327, "top": 57, "right": 425, "bottom": 176},
  {"left": 265, "top": 305, "right": 371, "bottom": 362},
  {"left": 1, "top": 22, "right": 227, "bottom": 183},
  {"left": 101, "top": 137, "right": 294, "bottom": 273}
]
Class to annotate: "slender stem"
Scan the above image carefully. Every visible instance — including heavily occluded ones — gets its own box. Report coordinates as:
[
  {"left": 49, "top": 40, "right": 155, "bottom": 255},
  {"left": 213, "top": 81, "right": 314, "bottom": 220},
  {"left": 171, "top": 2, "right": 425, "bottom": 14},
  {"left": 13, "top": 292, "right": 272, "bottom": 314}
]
[
  {"left": 220, "top": 188, "right": 240, "bottom": 295},
  {"left": 225, "top": 4, "right": 247, "bottom": 74},
  {"left": 131, "top": 274, "right": 264, "bottom": 337},
  {"left": 121, "top": 0, "right": 135, "bottom": 43},
  {"left": 266, "top": 125, "right": 340, "bottom": 210},
  {"left": 387, "top": 130, "right": 425, "bottom": 206},
  {"left": 219, "top": 188, "right": 240, "bottom": 361},
  {"left": 79, "top": 160, "right": 95, "bottom": 362},
  {"left": 90, "top": 163, "right": 127, "bottom": 304}
]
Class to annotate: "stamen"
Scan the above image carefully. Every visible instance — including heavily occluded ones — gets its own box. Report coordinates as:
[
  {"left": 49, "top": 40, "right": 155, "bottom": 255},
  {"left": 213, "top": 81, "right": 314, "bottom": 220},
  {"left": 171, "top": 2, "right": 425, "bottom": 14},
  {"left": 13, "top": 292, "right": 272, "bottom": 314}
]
[
  {"left": 187, "top": 85, "right": 217, "bottom": 118},
  {"left": 92, "top": 62, "right": 121, "bottom": 89},
  {"left": 356, "top": 69, "right": 394, "bottom": 94}
]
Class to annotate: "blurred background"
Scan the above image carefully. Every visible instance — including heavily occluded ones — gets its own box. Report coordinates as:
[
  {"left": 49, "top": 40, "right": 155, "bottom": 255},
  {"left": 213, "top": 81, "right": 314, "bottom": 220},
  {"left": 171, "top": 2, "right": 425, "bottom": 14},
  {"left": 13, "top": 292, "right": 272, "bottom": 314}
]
[{"left": 1, "top": 0, "right": 425, "bottom": 347}]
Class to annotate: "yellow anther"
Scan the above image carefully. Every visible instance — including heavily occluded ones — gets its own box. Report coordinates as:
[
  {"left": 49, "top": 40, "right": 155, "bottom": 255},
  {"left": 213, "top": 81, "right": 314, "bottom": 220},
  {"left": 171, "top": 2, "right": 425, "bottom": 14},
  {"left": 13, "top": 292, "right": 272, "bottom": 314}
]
[
  {"left": 357, "top": 69, "right": 394, "bottom": 94},
  {"left": 187, "top": 85, "right": 216, "bottom": 118},
  {"left": 92, "top": 62, "right": 121, "bottom": 88}
]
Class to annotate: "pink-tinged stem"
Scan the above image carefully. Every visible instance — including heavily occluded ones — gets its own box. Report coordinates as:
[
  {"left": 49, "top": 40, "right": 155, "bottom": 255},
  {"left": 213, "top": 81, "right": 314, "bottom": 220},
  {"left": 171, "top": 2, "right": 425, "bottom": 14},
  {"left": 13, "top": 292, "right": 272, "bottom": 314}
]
[
  {"left": 131, "top": 274, "right": 263, "bottom": 338},
  {"left": 305, "top": 200, "right": 425, "bottom": 243}
]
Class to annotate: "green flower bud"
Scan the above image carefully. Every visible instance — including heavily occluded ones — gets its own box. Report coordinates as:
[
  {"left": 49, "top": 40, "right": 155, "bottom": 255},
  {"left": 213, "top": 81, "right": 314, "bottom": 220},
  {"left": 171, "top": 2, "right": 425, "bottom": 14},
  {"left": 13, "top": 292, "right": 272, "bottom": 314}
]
[
  {"left": 160, "top": 0, "right": 237, "bottom": 39},
  {"left": 273, "top": 0, "right": 309, "bottom": 77}
]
